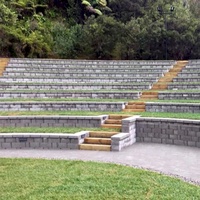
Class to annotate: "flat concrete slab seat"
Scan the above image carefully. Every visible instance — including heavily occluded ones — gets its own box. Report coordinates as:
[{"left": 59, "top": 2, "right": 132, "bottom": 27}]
[
  {"left": 0, "top": 90, "right": 141, "bottom": 99},
  {"left": 0, "top": 82, "right": 152, "bottom": 90}
]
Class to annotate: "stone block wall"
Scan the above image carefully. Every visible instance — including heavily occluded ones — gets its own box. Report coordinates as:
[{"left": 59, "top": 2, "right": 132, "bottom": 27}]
[
  {"left": 0, "top": 131, "right": 89, "bottom": 149},
  {"left": 0, "top": 115, "right": 107, "bottom": 128},
  {"left": 0, "top": 102, "right": 126, "bottom": 112},
  {"left": 158, "top": 92, "right": 200, "bottom": 100},
  {"left": 111, "top": 116, "right": 138, "bottom": 151},
  {"left": 136, "top": 117, "right": 200, "bottom": 148},
  {"left": 146, "top": 102, "right": 200, "bottom": 113}
]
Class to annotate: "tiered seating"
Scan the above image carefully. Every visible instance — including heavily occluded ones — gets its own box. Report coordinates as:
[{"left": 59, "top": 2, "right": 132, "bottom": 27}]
[
  {"left": 0, "top": 58, "right": 174, "bottom": 104},
  {"left": 157, "top": 60, "right": 200, "bottom": 100}
]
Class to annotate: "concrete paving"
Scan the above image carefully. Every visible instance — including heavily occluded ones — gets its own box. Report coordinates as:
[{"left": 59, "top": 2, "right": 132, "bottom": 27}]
[{"left": 0, "top": 143, "right": 200, "bottom": 185}]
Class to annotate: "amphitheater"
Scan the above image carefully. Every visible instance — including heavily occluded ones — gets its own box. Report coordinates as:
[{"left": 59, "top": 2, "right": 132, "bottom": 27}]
[{"left": 0, "top": 58, "right": 199, "bottom": 151}]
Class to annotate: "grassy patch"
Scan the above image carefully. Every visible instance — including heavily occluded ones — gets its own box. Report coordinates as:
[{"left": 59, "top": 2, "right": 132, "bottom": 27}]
[
  {"left": 0, "top": 111, "right": 199, "bottom": 120},
  {"left": 0, "top": 158, "right": 199, "bottom": 200},
  {"left": 0, "top": 127, "right": 120, "bottom": 134}
]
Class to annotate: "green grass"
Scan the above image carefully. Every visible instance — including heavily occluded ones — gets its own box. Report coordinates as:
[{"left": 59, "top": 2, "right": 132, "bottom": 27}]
[
  {"left": 0, "top": 127, "right": 120, "bottom": 134},
  {"left": 0, "top": 158, "right": 199, "bottom": 200},
  {"left": 1, "top": 98, "right": 200, "bottom": 103},
  {"left": 0, "top": 111, "right": 199, "bottom": 120}
]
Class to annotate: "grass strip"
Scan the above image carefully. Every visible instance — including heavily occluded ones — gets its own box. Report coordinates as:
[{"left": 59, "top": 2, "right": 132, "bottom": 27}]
[
  {"left": 0, "top": 111, "right": 199, "bottom": 120},
  {"left": 0, "top": 127, "right": 120, "bottom": 134},
  {"left": 0, "top": 158, "right": 199, "bottom": 200},
  {"left": 1, "top": 98, "right": 200, "bottom": 103}
]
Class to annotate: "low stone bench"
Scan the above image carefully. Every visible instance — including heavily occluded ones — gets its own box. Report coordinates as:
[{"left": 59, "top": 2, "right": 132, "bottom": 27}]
[
  {"left": 0, "top": 102, "right": 127, "bottom": 111},
  {"left": 3, "top": 71, "right": 163, "bottom": 78},
  {"left": 173, "top": 77, "right": 200, "bottom": 82},
  {"left": 136, "top": 117, "right": 200, "bottom": 148},
  {"left": 146, "top": 102, "right": 200, "bottom": 113},
  {"left": 177, "top": 73, "right": 200, "bottom": 77},
  {"left": 0, "top": 132, "right": 89, "bottom": 149},
  {"left": 9, "top": 58, "right": 175, "bottom": 65},
  {"left": 168, "top": 83, "right": 200, "bottom": 90},
  {"left": 0, "top": 91, "right": 141, "bottom": 99},
  {"left": 0, "top": 77, "right": 158, "bottom": 83},
  {"left": 0, "top": 115, "right": 107, "bottom": 127},
  {"left": 158, "top": 92, "right": 200, "bottom": 100},
  {"left": 5, "top": 66, "right": 170, "bottom": 73},
  {"left": 0, "top": 83, "right": 151, "bottom": 90}
]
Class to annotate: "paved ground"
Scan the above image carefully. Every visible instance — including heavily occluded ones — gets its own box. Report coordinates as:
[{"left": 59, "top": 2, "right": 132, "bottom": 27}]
[{"left": 0, "top": 143, "right": 200, "bottom": 185}]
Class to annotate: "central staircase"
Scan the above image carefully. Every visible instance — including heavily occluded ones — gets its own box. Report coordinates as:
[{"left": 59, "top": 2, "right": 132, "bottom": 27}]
[{"left": 79, "top": 114, "right": 131, "bottom": 151}]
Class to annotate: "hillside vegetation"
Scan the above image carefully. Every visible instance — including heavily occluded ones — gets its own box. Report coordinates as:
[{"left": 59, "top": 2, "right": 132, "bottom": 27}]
[{"left": 0, "top": 0, "right": 200, "bottom": 60}]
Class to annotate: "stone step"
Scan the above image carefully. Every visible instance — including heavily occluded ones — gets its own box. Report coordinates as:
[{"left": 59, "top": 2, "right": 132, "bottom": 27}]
[
  {"left": 89, "top": 131, "right": 118, "bottom": 138},
  {"left": 84, "top": 137, "right": 111, "bottom": 145},
  {"left": 101, "top": 124, "right": 122, "bottom": 129},
  {"left": 79, "top": 144, "right": 111, "bottom": 151},
  {"left": 105, "top": 119, "right": 122, "bottom": 124}
]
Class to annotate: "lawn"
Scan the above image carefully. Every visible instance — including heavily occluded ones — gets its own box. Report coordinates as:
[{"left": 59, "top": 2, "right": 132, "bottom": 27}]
[{"left": 0, "top": 158, "right": 199, "bottom": 200}]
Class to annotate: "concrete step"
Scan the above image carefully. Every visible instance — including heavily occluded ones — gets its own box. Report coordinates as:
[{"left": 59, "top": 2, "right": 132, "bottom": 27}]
[
  {"left": 89, "top": 131, "right": 118, "bottom": 138},
  {"left": 101, "top": 124, "right": 122, "bottom": 129},
  {"left": 79, "top": 143, "right": 111, "bottom": 151},
  {"left": 105, "top": 119, "right": 122, "bottom": 124},
  {"left": 84, "top": 137, "right": 111, "bottom": 145}
]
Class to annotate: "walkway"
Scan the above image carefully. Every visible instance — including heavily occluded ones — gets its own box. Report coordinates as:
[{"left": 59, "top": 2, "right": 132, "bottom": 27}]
[{"left": 0, "top": 143, "right": 200, "bottom": 185}]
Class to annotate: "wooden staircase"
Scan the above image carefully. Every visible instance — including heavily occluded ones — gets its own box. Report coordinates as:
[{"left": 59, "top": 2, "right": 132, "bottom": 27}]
[
  {"left": 79, "top": 115, "right": 131, "bottom": 151},
  {"left": 151, "top": 61, "right": 188, "bottom": 90},
  {"left": 79, "top": 131, "right": 117, "bottom": 151},
  {"left": 123, "top": 60, "right": 188, "bottom": 112},
  {"left": 123, "top": 101, "right": 145, "bottom": 112},
  {"left": 0, "top": 58, "right": 9, "bottom": 76}
]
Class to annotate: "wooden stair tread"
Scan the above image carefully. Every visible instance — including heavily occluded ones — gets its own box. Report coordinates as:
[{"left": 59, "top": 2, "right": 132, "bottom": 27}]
[
  {"left": 123, "top": 109, "right": 145, "bottom": 112},
  {"left": 105, "top": 119, "right": 122, "bottom": 124},
  {"left": 125, "top": 105, "right": 145, "bottom": 109},
  {"left": 84, "top": 137, "right": 111, "bottom": 145},
  {"left": 79, "top": 143, "right": 111, "bottom": 151},
  {"left": 108, "top": 114, "right": 132, "bottom": 119},
  {"left": 89, "top": 131, "right": 118, "bottom": 138},
  {"left": 101, "top": 124, "right": 122, "bottom": 129}
]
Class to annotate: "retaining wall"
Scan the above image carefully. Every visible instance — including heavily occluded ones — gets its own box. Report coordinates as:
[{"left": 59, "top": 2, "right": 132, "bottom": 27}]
[
  {"left": 146, "top": 102, "right": 200, "bottom": 113},
  {"left": 0, "top": 115, "right": 107, "bottom": 127},
  {"left": 0, "top": 91, "right": 141, "bottom": 99},
  {"left": 0, "top": 131, "right": 89, "bottom": 149},
  {"left": 158, "top": 92, "right": 200, "bottom": 100},
  {"left": 0, "top": 83, "right": 151, "bottom": 90},
  {"left": 0, "top": 102, "right": 126, "bottom": 112},
  {"left": 136, "top": 117, "right": 200, "bottom": 148}
]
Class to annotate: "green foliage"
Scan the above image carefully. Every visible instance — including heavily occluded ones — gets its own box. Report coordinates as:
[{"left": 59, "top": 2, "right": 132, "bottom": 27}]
[{"left": 0, "top": 0, "right": 200, "bottom": 59}]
